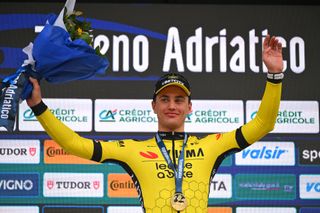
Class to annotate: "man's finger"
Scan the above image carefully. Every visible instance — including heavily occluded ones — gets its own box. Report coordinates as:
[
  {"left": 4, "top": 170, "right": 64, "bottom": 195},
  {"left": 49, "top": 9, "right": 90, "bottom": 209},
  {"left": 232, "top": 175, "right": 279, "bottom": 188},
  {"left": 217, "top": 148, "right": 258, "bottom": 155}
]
[
  {"left": 273, "top": 39, "right": 279, "bottom": 50},
  {"left": 269, "top": 36, "right": 276, "bottom": 49},
  {"left": 29, "top": 77, "right": 39, "bottom": 89},
  {"left": 263, "top": 34, "right": 270, "bottom": 50},
  {"left": 277, "top": 42, "right": 282, "bottom": 53}
]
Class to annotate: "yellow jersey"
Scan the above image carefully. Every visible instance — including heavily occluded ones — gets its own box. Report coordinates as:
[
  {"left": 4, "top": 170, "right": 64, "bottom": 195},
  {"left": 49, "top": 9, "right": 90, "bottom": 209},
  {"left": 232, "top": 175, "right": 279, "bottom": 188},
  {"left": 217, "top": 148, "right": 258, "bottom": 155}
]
[{"left": 34, "top": 81, "right": 281, "bottom": 213}]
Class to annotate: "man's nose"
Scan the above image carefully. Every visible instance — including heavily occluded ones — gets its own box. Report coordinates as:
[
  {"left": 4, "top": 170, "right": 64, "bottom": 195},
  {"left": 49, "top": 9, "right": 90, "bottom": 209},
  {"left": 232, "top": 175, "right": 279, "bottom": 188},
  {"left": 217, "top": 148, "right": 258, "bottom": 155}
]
[{"left": 168, "top": 100, "right": 176, "bottom": 109}]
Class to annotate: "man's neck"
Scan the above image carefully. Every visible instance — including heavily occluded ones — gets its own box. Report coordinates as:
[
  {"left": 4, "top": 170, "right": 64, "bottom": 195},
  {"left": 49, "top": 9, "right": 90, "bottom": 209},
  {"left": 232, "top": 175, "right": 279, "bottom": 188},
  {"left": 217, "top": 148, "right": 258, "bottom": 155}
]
[{"left": 158, "top": 126, "right": 184, "bottom": 133}]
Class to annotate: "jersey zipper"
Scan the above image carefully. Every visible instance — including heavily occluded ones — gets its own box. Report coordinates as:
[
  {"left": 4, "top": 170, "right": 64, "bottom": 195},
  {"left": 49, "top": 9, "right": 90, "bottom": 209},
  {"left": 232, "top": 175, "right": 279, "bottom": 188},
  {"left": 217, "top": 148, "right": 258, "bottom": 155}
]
[
  {"left": 171, "top": 131, "right": 177, "bottom": 170},
  {"left": 171, "top": 132, "right": 180, "bottom": 213}
]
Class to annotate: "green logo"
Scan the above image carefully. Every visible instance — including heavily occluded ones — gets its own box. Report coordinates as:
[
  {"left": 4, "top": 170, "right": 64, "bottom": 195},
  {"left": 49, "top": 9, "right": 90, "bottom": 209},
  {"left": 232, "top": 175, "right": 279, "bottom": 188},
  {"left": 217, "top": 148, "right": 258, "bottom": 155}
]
[
  {"left": 235, "top": 174, "right": 296, "bottom": 200},
  {"left": 277, "top": 110, "right": 315, "bottom": 124}
]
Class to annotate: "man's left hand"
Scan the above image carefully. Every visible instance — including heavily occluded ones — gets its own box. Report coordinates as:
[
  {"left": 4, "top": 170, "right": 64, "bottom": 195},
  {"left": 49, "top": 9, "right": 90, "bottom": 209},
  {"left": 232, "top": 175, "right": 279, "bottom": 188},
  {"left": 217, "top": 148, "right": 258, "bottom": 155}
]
[{"left": 262, "top": 34, "right": 283, "bottom": 73}]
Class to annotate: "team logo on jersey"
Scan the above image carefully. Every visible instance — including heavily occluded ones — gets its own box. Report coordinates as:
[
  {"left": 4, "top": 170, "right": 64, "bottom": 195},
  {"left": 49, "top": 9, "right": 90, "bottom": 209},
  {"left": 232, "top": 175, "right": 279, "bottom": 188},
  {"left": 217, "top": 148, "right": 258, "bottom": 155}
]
[
  {"left": 216, "top": 133, "right": 222, "bottom": 140},
  {"left": 139, "top": 151, "right": 158, "bottom": 159}
]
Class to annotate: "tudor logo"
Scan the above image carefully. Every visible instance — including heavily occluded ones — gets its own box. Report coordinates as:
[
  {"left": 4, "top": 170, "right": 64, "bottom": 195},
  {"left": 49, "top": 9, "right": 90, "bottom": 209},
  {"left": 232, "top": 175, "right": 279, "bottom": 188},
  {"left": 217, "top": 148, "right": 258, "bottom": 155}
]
[
  {"left": 93, "top": 181, "right": 100, "bottom": 190},
  {"left": 43, "top": 173, "right": 104, "bottom": 197},
  {"left": 29, "top": 147, "right": 36, "bottom": 156},
  {"left": 47, "top": 180, "right": 54, "bottom": 189},
  {"left": 140, "top": 151, "right": 158, "bottom": 159},
  {"left": 0, "top": 140, "right": 40, "bottom": 164}
]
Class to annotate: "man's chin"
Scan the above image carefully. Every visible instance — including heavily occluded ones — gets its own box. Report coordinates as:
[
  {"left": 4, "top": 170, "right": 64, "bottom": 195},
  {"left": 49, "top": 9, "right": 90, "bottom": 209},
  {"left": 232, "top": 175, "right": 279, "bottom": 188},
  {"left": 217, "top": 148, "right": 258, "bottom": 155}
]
[{"left": 164, "top": 123, "right": 183, "bottom": 132}]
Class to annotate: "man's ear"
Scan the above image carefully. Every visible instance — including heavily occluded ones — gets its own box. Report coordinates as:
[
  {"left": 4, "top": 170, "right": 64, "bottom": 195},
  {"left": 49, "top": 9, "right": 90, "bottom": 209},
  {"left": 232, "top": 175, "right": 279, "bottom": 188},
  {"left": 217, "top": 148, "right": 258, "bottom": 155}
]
[{"left": 188, "top": 101, "right": 192, "bottom": 114}]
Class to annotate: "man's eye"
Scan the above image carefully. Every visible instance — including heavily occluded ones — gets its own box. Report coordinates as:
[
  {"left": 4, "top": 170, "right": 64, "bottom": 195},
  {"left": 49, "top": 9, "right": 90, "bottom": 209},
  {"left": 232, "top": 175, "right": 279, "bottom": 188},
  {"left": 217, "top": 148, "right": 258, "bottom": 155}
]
[{"left": 175, "top": 98, "right": 185, "bottom": 103}]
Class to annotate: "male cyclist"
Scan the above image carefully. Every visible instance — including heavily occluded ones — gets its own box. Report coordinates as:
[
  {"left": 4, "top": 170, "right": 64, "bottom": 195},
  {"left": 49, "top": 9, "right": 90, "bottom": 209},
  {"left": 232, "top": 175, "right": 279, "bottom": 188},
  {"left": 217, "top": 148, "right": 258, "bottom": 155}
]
[{"left": 27, "top": 35, "right": 283, "bottom": 212}]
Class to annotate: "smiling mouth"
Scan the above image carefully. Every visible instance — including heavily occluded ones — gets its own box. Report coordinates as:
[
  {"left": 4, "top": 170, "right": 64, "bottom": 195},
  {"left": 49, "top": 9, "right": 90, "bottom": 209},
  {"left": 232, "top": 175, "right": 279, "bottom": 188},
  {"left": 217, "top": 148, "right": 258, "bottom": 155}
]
[{"left": 165, "top": 113, "right": 179, "bottom": 117}]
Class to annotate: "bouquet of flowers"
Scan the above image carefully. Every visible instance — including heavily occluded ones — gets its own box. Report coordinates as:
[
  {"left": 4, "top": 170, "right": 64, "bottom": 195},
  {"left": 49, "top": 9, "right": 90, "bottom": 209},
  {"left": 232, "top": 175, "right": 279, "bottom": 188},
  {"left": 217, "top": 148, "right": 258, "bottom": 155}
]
[{"left": 0, "top": 0, "right": 109, "bottom": 131}]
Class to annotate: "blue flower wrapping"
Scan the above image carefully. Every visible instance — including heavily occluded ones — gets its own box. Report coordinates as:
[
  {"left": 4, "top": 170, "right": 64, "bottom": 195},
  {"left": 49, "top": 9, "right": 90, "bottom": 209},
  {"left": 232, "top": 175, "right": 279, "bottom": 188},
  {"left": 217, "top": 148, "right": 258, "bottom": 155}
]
[
  {"left": 0, "top": 11, "right": 109, "bottom": 131},
  {"left": 33, "top": 15, "right": 108, "bottom": 83}
]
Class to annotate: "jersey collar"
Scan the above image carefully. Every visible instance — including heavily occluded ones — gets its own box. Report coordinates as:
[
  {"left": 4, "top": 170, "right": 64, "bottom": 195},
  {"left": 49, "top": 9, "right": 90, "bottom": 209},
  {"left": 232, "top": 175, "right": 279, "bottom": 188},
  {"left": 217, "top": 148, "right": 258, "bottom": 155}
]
[{"left": 157, "top": 131, "right": 186, "bottom": 140}]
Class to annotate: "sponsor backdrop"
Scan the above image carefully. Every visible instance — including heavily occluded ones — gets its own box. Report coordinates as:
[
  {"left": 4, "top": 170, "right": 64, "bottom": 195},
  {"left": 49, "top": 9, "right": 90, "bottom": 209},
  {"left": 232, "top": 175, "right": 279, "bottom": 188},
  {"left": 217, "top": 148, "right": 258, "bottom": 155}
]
[{"left": 0, "top": 2, "right": 319, "bottom": 213}]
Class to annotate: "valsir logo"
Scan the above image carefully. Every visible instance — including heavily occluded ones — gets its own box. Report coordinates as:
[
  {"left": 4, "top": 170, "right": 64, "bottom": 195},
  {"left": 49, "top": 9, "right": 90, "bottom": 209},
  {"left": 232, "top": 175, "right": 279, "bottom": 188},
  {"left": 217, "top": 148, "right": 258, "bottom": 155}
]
[{"left": 235, "top": 142, "right": 295, "bottom": 166}]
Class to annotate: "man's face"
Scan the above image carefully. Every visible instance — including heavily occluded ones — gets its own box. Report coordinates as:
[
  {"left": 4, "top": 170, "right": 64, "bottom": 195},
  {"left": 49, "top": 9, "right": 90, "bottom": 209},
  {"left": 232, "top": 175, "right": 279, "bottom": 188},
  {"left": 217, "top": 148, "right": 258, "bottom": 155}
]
[{"left": 152, "top": 85, "right": 192, "bottom": 132}]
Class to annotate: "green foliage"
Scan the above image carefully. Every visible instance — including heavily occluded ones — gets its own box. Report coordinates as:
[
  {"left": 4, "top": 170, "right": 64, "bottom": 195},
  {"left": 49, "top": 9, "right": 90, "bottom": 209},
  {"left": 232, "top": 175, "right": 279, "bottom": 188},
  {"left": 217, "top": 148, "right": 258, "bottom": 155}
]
[{"left": 63, "top": 8, "right": 105, "bottom": 57}]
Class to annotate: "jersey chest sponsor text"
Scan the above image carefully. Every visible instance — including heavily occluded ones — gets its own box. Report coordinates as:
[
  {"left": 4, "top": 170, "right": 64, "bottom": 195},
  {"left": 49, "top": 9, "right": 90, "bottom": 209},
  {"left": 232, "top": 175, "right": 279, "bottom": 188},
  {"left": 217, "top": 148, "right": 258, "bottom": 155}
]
[
  {"left": 139, "top": 147, "right": 205, "bottom": 160},
  {"left": 169, "top": 148, "right": 205, "bottom": 159}
]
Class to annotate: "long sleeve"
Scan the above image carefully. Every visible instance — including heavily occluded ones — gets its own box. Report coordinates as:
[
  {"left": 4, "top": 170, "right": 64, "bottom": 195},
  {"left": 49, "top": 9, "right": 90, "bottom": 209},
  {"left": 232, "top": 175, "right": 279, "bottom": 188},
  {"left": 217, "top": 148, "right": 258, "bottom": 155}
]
[
  {"left": 241, "top": 81, "right": 282, "bottom": 144},
  {"left": 35, "top": 105, "right": 94, "bottom": 160}
]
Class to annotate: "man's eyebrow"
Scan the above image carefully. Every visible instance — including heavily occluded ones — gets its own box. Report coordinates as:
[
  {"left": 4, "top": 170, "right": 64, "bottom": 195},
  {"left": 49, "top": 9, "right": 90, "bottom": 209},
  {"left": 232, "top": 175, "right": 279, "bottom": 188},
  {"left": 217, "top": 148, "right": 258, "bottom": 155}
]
[{"left": 158, "top": 95, "right": 186, "bottom": 99}]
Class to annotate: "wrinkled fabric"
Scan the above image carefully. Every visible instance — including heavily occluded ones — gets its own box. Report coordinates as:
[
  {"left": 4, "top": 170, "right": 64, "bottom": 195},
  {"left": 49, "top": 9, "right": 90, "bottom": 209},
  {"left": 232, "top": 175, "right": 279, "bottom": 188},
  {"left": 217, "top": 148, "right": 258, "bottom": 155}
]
[
  {"left": 0, "top": 10, "right": 109, "bottom": 131},
  {"left": 33, "top": 16, "right": 108, "bottom": 83}
]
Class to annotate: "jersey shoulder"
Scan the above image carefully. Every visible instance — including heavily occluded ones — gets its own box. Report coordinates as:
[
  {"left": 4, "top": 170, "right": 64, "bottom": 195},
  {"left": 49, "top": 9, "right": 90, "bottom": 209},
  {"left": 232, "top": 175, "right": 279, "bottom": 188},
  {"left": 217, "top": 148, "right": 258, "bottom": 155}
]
[
  {"left": 188, "top": 133, "right": 224, "bottom": 142},
  {"left": 100, "top": 136, "right": 156, "bottom": 146}
]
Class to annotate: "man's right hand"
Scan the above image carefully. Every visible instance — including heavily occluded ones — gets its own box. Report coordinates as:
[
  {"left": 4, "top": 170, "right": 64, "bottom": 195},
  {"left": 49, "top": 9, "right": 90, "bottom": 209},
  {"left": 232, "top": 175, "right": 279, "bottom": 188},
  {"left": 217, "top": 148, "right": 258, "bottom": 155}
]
[{"left": 26, "top": 77, "right": 42, "bottom": 107}]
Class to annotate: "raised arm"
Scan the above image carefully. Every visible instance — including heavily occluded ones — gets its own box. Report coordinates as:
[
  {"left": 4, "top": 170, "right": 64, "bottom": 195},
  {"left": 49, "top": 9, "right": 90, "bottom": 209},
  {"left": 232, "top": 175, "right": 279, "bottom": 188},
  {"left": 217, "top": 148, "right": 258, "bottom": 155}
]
[
  {"left": 27, "top": 78, "right": 94, "bottom": 160},
  {"left": 241, "top": 34, "right": 283, "bottom": 144}
]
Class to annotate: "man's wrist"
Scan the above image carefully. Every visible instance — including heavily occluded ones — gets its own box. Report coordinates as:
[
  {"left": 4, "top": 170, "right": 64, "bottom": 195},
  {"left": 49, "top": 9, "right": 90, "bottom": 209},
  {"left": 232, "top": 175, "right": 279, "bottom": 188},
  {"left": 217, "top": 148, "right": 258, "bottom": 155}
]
[
  {"left": 267, "top": 72, "right": 284, "bottom": 83},
  {"left": 31, "top": 100, "right": 48, "bottom": 116}
]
